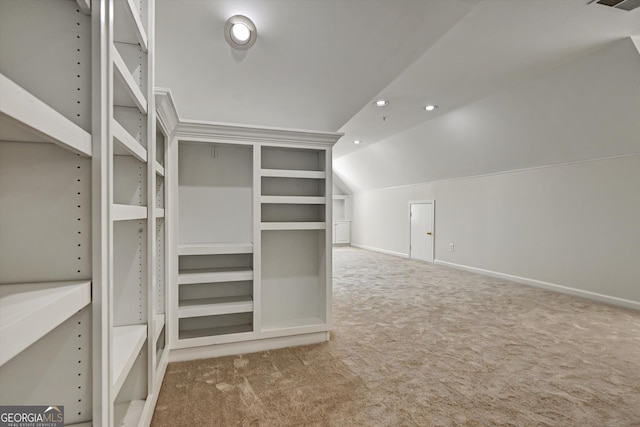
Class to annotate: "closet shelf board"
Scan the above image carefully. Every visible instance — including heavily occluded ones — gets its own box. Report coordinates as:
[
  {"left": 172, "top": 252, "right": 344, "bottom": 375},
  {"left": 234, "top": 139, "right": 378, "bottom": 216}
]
[
  {"left": 261, "top": 196, "right": 326, "bottom": 205},
  {"left": 114, "top": 399, "right": 146, "bottom": 427},
  {"left": 112, "top": 325, "right": 147, "bottom": 396},
  {"left": 112, "top": 204, "right": 148, "bottom": 221},
  {"left": 260, "top": 169, "right": 326, "bottom": 179},
  {"left": 155, "top": 162, "right": 165, "bottom": 177},
  {"left": 113, "top": 119, "right": 147, "bottom": 162},
  {"left": 0, "top": 280, "right": 91, "bottom": 367},
  {"left": 178, "top": 296, "right": 253, "bottom": 319},
  {"left": 0, "top": 73, "right": 92, "bottom": 157},
  {"left": 154, "top": 314, "right": 165, "bottom": 343},
  {"left": 113, "top": 48, "right": 148, "bottom": 114},
  {"left": 179, "top": 324, "right": 253, "bottom": 340},
  {"left": 114, "top": 0, "right": 148, "bottom": 51},
  {"left": 178, "top": 267, "right": 253, "bottom": 285},
  {"left": 261, "top": 222, "right": 326, "bottom": 231},
  {"left": 178, "top": 242, "right": 253, "bottom": 256}
]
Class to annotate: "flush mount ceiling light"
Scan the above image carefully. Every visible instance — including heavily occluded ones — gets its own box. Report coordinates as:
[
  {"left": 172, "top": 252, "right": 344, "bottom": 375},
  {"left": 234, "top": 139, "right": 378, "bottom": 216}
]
[
  {"left": 423, "top": 105, "right": 438, "bottom": 112},
  {"left": 353, "top": 140, "right": 362, "bottom": 145},
  {"left": 373, "top": 100, "right": 389, "bottom": 107},
  {"left": 224, "top": 15, "right": 257, "bottom": 50}
]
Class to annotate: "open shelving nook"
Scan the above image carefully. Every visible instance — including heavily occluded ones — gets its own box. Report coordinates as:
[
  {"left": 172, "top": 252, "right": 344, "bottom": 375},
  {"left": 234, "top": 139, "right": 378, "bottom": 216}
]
[{"left": 176, "top": 140, "right": 255, "bottom": 347}]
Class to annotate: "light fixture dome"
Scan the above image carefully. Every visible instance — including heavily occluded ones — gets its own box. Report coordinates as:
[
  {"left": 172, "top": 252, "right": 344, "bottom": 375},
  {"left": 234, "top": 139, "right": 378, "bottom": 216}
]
[
  {"left": 423, "top": 104, "right": 438, "bottom": 111},
  {"left": 374, "top": 100, "right": 389, "bottom": 107},
  {"left": 225, "top": 15, "right": 257, "bottom": 50}
]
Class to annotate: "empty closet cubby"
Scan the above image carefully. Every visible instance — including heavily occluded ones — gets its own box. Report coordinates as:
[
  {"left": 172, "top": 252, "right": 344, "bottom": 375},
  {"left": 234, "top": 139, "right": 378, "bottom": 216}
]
[
  {"left": 261, "top": 230, "right": 327, "bottom": 330},
  {"left": 177, "top": 142, "right": 255, "bottom": 343}
]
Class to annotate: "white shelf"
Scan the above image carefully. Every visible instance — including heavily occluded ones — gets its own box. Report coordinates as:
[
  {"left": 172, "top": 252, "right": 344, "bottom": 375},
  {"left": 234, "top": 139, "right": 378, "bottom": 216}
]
[
  {"left": 0, "top": 73, "right": 92, "bottom": 157},
  {"left": 262, "top": 317, "right": 325, "bottom": 332},
  {"left": 112, "top": 325, "right": 147, "bottom": 396},
  {"left": 179, "top": 323, "right": 253, "bottom": 340},
  {"left": 154, "top": 313, "right": 165, "bottom": 342},
  {"left": 0, "top": 280, "right": 91, "bottom": 367},
  {"left": 114, "top": 399, "right": 146, "bottom": 427},
  {"left": 75, "top": 0, "right": 91, "bottom": 15},
  {"left": 178, "top": 242, "right": 253, "bottom": 256},
  {"left": 178, "top": 267, "right": 253, "bottom": 285},
  {"left": 261, "top": 196, "right": 326, "bottom": 205},
  {"left": 155, "top": 161, "right": 165, "bottom": 177},
  {"left": 113, "top": 47, "right": 148, "bottom": 114},
  {"left": 112, "top": 204, "right": 148, "bottom": 221},
  {"left": 113, "top": 119, "right": 147, "bottom": 162},
  {"left": 261, "top": 169, "right": 326, "bottom": 179},
  {"left": 261, "top": 222, "right": 326, "bottom": 230},
  {"left": 178, "top": 296, "right": 253, "bottom": 319},
  {"left": 114, "top": 0, "right": 149, "bottom": 52},
  {"left": 155, "top": 208, "right": 165, "bottom": 218}
]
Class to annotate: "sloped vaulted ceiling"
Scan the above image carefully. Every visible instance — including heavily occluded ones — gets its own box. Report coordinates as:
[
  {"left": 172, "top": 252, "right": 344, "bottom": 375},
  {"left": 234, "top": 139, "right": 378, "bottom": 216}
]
[{"left": 156, "top": 0, "right": 640, "bottom": 193}]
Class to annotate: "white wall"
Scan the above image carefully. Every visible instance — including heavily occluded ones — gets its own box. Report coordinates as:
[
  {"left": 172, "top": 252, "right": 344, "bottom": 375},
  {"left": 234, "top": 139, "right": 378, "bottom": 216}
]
[
  {"left": 335, "top": 37, "right": 640, "bottom": 192},
  {"left": 352, "top": 154, "right": 640, "bottom": 307}
]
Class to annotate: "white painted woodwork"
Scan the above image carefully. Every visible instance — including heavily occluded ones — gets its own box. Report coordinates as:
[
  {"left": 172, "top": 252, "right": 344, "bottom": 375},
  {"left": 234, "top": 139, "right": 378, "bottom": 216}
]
[
  {"left": 0, "top": 1, "right": 166, "bottom": 425},
  {"left": 75, "top": 0, "right": 91, "bottom": 15},
  {"left": 154, "top": 314, "right": 165, "bottom": 343},
  {"left": 112, "top": 325, "right": 147, "bottom": 396},
  {"left": 114, "top": 0, "right": 149, "bottom": 51},
  {"left": 261, "top": 196, "right": 326, "bottom": 204},
  {"left": 155, "top": 161, "right": 165, "bottom": 176},
  {"left": 114, "top": 400, "right": 146, "bottom": 427},
  {"left": 261, "top": 222, "right": 326, "bottom": 230},
  {"left": 333, "top": 221, "right": 351, "bottom": 245},
  {"left": 261, "top": 169, "right": 326, "bottom": 179},
  {"left": 0, "top": 73, "right": 92, "bottom": 157},
  {"left": 113, "top": 47, "right": 148, "bottom": 114},
  {"left": 0, "top": 281, "right": 91, "bottom": 367},
  {"left": 178, "top": 268, "right": 253, "bottom": 285},
  {"left": 113, "top": 119, "right": 147, "bottom": 161},
  {"left": 178, "top": 296, "right": 253, "bottom": 319},
  {"left": 409, "top": 202, "right": 435, "bottom": 263},
  {"left": 178, "top": 242, "right": 254, "bottom": 256},
  {"left": 112, "top": 204, "right": 148, "bottom": 221}
]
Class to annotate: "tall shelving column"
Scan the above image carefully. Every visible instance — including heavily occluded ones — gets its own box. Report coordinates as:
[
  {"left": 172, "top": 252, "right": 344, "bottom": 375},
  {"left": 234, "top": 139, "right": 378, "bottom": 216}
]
[
  {"left": 107, "top": 0, "right": 155, "bottom": 425},
  {"left": 0, "top": 1, "right": 94, "bottom": 426},
  {"left": 175, "top": 141, "right": 255, "bottom": 347},
  {"left": 259, "top": 145, "right": 334, "bottom": 333}
]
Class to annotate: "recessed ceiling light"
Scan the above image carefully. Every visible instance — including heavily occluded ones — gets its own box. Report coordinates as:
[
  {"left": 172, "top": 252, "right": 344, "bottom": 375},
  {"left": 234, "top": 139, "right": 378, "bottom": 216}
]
[
  {"left": 374, "top": 100, "right": 389, "bottom": 107},
  {"left": 424, "top": 105, "right": 438, "bottom": 111},
  {"left": 224, "top": 15, "right": 257, "bottom": 50},
  {"left": 353, "top": 140, "right": 362, "bottom": 145}
]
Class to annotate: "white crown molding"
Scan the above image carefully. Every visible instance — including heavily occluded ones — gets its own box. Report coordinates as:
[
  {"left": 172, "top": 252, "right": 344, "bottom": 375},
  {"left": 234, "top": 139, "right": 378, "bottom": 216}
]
[
  {"left": 155, "top": 87, "right": 180, "bottom": 138},
  {"left": 175, "top": 119, "right": 343, "bottom": 148}
]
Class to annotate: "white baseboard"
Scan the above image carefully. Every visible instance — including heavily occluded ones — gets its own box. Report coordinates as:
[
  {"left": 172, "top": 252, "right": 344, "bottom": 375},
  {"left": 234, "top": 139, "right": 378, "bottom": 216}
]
[
  {"left": 351, "top": 243, "right": 409, "bottom": 259},
  {"left": 169, "top": 332, "right": 330, "bottom": 363},
  {"left": 434, "top": 259, "right": 640, "bottom": 311}
]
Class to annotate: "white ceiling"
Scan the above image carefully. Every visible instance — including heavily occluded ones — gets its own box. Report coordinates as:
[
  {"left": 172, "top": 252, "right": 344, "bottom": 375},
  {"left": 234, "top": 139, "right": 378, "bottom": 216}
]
[{"left": 156, "top": 0, "right": 640, "bottom": 188}]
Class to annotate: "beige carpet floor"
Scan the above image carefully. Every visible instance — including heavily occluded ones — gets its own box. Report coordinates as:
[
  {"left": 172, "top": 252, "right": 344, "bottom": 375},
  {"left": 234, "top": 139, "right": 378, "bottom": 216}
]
[{"left": 152, "top": 247, "right": 640, "bottom": 426}]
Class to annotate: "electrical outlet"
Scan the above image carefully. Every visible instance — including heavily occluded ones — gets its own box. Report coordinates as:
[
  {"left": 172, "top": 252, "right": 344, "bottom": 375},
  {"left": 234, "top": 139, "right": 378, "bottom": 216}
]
[{"left": 449, "top": 243, "right": 454, "bottom": 252}]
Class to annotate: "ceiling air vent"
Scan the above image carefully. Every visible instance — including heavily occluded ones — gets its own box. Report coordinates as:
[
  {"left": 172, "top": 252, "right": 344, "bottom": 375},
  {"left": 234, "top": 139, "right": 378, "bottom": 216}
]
[{"left": 590, "top": 0, "right": 640, "bottom": 11}]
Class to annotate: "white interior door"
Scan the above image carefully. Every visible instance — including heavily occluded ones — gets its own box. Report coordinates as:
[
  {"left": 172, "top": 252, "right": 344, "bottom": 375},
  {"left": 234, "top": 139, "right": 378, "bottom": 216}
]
[{"left": 410, "top": 202, "right": 434, "bottom": 262}]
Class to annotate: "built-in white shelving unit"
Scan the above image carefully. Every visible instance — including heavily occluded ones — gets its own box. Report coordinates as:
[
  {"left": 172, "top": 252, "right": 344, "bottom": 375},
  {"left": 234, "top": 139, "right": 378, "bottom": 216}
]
[
  {"left": 167, "top": 122, "right": 341, "bottom": 359},
  {"left": 0, "top": 1, "right": 94, "bottom": 425}
]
